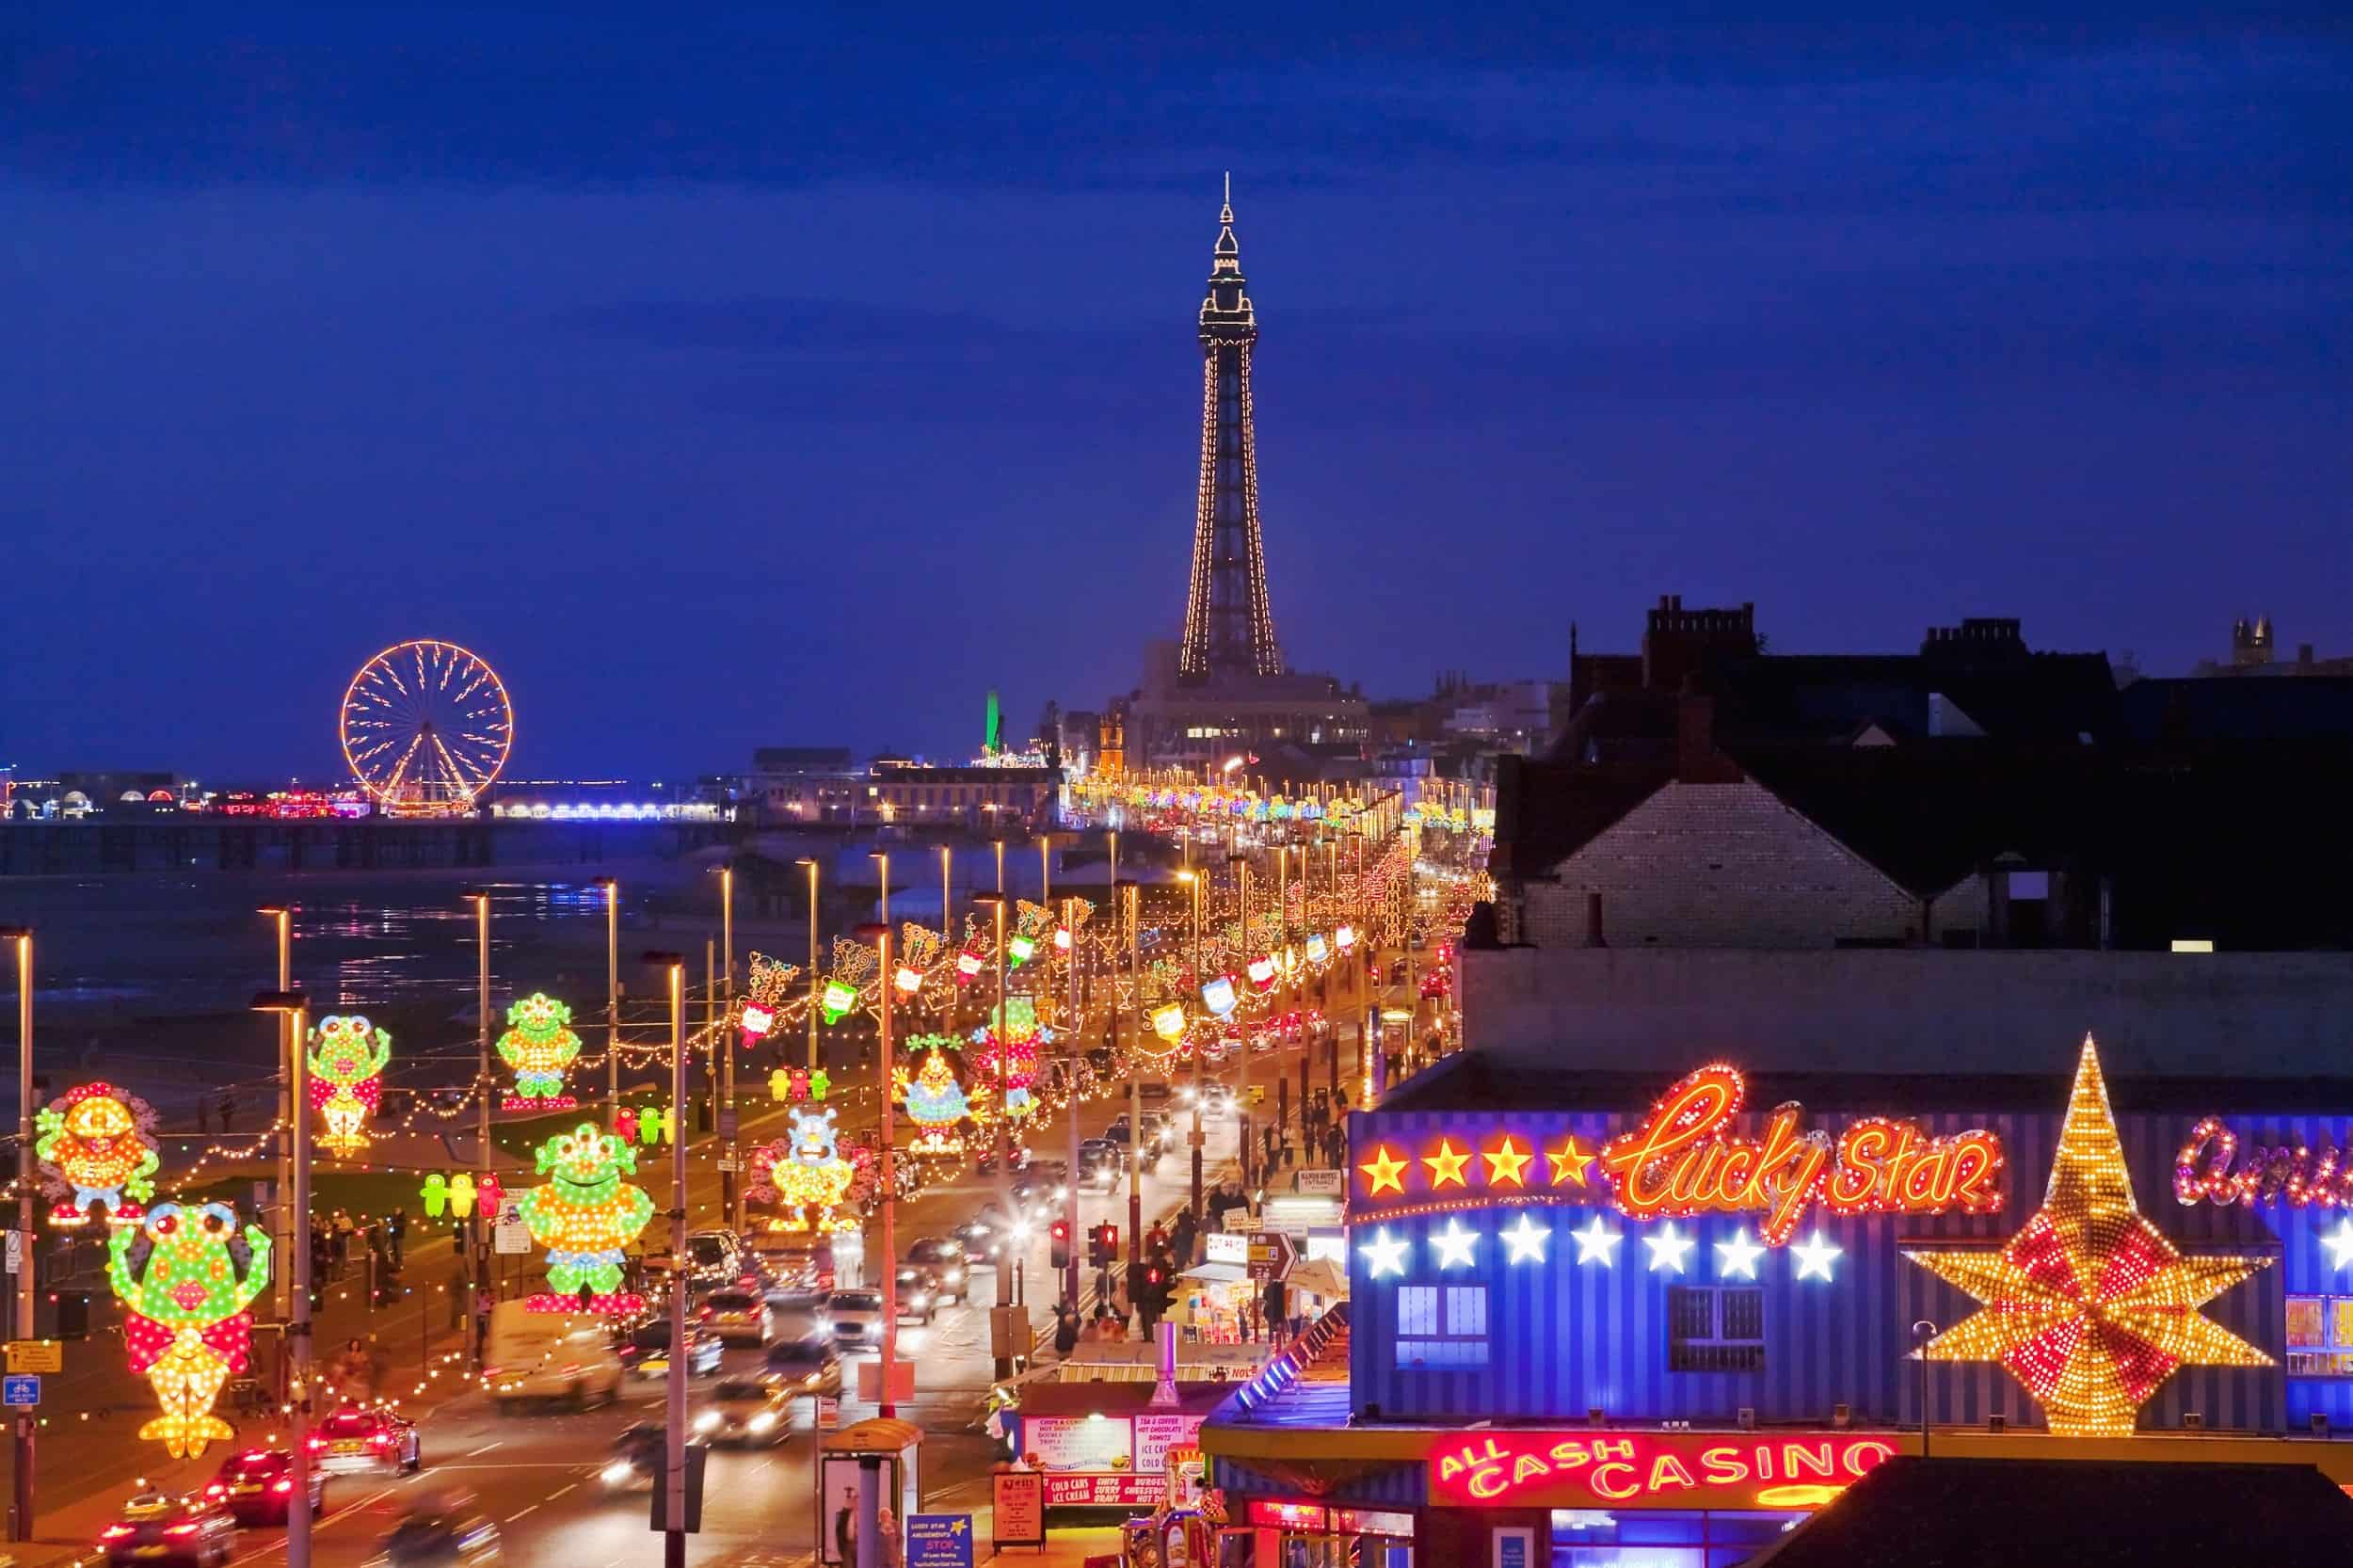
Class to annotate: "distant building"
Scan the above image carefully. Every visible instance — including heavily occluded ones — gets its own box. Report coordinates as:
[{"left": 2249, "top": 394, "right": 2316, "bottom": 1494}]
[
  {"left": 2193, "top": 616, "right": 2353, "bottom": 679},
  {"left": 861, "top": 760, "right": 1060, "bottom": 833}
]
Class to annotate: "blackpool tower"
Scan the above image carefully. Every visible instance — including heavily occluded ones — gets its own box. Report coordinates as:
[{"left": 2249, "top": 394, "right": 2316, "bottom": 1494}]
[{"left": 1178, "top": 176, "right": 1283, "bottom": 683}]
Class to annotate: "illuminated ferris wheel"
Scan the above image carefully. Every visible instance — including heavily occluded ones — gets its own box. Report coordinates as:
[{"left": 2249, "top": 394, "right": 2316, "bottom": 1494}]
[{"left": 340, "top": 640, "right": 513, "bottom": 815}]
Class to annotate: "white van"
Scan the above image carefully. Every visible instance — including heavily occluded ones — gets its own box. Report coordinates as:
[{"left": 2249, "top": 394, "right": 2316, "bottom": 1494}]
[{"left": 483, "top": 1299, "right": 624, "bottom": 1412}]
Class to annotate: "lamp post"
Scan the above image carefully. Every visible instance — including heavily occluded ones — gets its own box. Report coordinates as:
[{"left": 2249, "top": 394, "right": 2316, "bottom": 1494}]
[
  {"left": 594, "top": 880, "right": 620, "bottom": 1119},
  {"left": 715, "top": 865, "right": 738, "bottom": 1230},
  {"left": 248, "top": 988, "right": 312, "bottom": 1568},
  {"left": 939, "top": 844, "right": 953, "bottom": 946},
  {"left": 1178, "top": 872, "right": 1205, "bottom": 1217},
  {"left": 6, "top": 929, "right": 33, "bottom": 1541},
  {"left": 854, "top": 922, "right": 901, "bottom": 1420},
  {"left": 257, "top": 907, "right": 296, "bottom": 1345},
  {"left": 1913, "top": 1320, "right": 1938, "bottom": 1459},
  {"left": 1117, "top": 880, "right": 1144, "bottom": 1308},
  {"left": 1228, "top": 854, "right": 1253, "bottom": 1198},
  {"left": 796, "top": 858, "right": 820, "bottom": 1072},
  {"left": 1062, "top": 896, "right": 1081, "bottom": 1310},
  {"left": 464, "top": 891, "right": 492, "bottom": 1365},
  {"left": 641, "top": 954, "right": 688, "bottom": 1568}
]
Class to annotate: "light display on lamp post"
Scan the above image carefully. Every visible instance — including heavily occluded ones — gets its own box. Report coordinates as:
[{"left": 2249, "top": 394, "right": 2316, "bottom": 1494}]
[
  {"left": 37, "top": 1081, "right": 161, "bottom": 1227},
  {"left": 497, "top": 993, "right": 582, "bottom": 1109},
  {"left": 518, "top": 1123, "right": 654, "bottom": 1311},
  {"left": 307, "top": 1015, "right": 392, "bottom": 1158},
  {"left": 108, "top": 1201, "right": 271, "bottom": 1459}
]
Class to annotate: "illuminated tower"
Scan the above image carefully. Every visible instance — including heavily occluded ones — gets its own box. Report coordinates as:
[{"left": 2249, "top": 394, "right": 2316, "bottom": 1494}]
[{"left": 1179, "top": 176, "right": 1283, "bottom": 682}]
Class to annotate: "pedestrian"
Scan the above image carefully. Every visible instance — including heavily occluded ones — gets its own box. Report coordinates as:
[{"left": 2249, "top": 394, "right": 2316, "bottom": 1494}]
[
  {"left": 387, "top": 1207, "right": 408, "bottom": 1269},
  {"left": 217, "top": 1092, "right": 236, "bottom": 1133},
  {"left": 1281, "top": 1139, "right": 1295, "bottom": 1169},
  {"left": 877, "top": 1506, "right": 904, "bottom": 1568},
  {"left": 833, "top": 1488, "right": 856, "bottom": 1565},
  {"left": 1261, "top": 1125, "right": 1276, "bottom": 1168},
  {"left": 1080, "top": 1310, "right": 1104, "bottom": 1345}
]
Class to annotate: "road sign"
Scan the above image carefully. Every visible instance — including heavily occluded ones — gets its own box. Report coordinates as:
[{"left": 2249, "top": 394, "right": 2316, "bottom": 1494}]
[
  {"left": 1247, "top": 1232, "right": 1295, "bottom": 1283},
  {"left": 717, "top": 1109, "right": 740, "bottom": 1139},
  {"left": 856, "top": 1358, "right": 914, "bottom": 1403},
  {"left": 1295, "top": 1169, "right": 1345, "bottom": 1197},
  {"left": 989, "top": 1472, "right": 1045, "bottom": 1551},
  {"left": 6, "top": 1340, "right": 61, "bottom": 1374},
  {"left": 906, "top": 1514, "right": 975, "bottom": 1568},
  {"left": 492, "top": 1207, "right": 532, "bottom": 1255},
  {"left": 715, "top": 1156, "right": 739, "bottom": 1174},
  {"left": 815, "top": 1395, "right": 840, "bottom": 1431},
  {"left": 4, "top": 1232, "right": 19, "bottom": 1275},
  {"left": 988, "top": 1304, "right": 1031, "bottom": 1359},
  {"left": 2, "top": 1375, "right": 38, "bottom": 1408}
]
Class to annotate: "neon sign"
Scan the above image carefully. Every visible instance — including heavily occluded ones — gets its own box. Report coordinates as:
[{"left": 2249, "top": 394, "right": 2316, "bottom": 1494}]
[
  {"left": 1601, "top": 1064, "right": 2003, "bottom": 1244},
  {"left": 1430, "top": 1431, "right": 1902, "bottom": 1512},
  {"left": 2174, "top": 1116, "right": 2353, "bottom": 1208}
]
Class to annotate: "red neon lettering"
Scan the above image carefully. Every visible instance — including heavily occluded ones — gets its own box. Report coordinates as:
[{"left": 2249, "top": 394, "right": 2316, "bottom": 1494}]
[
  {"left": 1646, "top": 1454, "right": 1696, "bottom": 1494},
  {"left": 1699, "top": 1446, "right": 1749, "bottom": 1486},
  {"left": 1785, "top": 1443, "right": 1835, "bottom": 1480},
  {"left": 1589, "top": 1463, "right": 1640, "bottom": 1501},
  {"left": 1466, "top": 1464, "right": 1509, "bottom": 1500}
]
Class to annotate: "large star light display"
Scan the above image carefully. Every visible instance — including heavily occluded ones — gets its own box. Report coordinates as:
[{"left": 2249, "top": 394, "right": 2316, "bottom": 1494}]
[{"left": 1906, "top": 1036, "right": 2273, "bottom": 1437}]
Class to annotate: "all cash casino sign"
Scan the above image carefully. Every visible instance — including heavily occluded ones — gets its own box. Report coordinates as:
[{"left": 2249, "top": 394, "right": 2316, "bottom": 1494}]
[{"left": 1431, "top": 1431, "right": 1905, "bottom": 1512}]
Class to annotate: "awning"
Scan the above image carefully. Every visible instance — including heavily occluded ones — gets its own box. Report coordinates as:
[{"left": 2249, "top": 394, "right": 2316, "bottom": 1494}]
[
  {"left": 1179, "top": 1262, "right": 1251, "bottom": 1285},
  {"left": 1285, "top": 1259, "right": 1347, "bottom": 1303}
]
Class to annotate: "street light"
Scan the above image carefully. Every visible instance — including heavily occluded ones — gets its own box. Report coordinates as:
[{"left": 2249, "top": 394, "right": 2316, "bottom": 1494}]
[
  {"left": 972, "top": 891, "right": 1016, "bottom": 1330},
  {"left": 1113, "top": 879, "right": 1143, "bottom": 1305},
  {"left": 712, "top": 865, "right": 738, "bottom": 1230},
  {"left": 248, "top": 987, "right": 312, "bottom": 1568},
  {"left": 592, "top": 880, "right": 620, "bottom": 1118},
  {"left": 1227, "top": 852, "right": 1254, "bottom": 1197},
  {"left": 853, "top": 922, "right": 902, "bottom": 1423},
  {"left": 1177, "top": 871, "right": 1205, "bottom": 1216},
  {"left": 462, "top": 890, "right": 493, "bottom": 1358},
  {"left": 641, "top": 952, "right": 688, "bottom": 1568},
  {"left": 2, "top": 929, "right": 33, "bottom": 1541},
  {"left": 257, "top": 908, "right": 296, "bottom": 1336},
  {"left": 795, "top": 858, "right": 820, "bottom": 1071}
]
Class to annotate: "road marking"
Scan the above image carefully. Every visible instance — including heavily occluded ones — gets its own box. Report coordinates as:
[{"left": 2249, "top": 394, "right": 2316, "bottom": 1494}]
[
  {"left": 465, "top": 1440, "right": 504, "bottom": 1455},
  {"left": 505, "top": 1504, "right": 538, "bottom": 1522},
  {"left": 549, "top": 1481, "right": 578, "bottom": 1499}
]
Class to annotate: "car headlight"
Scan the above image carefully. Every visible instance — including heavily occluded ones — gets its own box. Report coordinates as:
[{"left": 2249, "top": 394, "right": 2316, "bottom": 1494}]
[
  {"left": 601, "top": 1462, "right": 634, "bottom": 1484},
  {"left": 694, "top": 1412, "right": 721, "bottom": 1432},
  {"left": 816, "top": 1316, "right": 832, "bottom": 1332},
  {"left": 944, "top": 1268, "right": 963, "bottom": 1283},
  {"left": 748, "top": 1412, "right": 777, "bottom": 1433}
]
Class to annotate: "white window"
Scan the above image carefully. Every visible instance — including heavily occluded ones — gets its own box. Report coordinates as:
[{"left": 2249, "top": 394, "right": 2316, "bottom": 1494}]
[{"left": 1397, "top": 1284, "right": 1489, "bottom": 1368}]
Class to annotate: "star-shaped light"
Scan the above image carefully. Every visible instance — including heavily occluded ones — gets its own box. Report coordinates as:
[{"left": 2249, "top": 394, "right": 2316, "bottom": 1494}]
[
  {"left": 1483, "top": 1136, "right": 1531, "bottom": 1188},
  {"left": 1792, "top": 1229, "right": 1843, "bottom": 1282},
  {"left": 1423, "top": 1139, "right": 1470, "bottom": 1189},
  {"left": 1431, "top": 1218, "right": 1481, "bottom": 1270},
  {"left": 1499, "top": 1212, "right": 1550, "bottom": 1264},
  {"left": 1572, "top": 1215, "right": 1622, "bottom": 1266},
  {"left": 1359, "top": 1227, "right": 1409, "bottom": 1280},
  {"left": 1907, "top": 1035, "right": 2275, "bottom": 1437},
  {"left": 1358, "top": 1145, "right": 1406, "bottom": 1197},
  {"left": 1715, "top": 1226, "right": 1765, "bottom": 1281},
  {"left": 1643, "top": 1223, "right": 1694, "bottom": 1274},
  {"left": 2325, "top": 1218, "right": 2353, "bottom": 1272},
  {"left": 1547, "top": 1134, "right": 1593, "bottom": 1188}
]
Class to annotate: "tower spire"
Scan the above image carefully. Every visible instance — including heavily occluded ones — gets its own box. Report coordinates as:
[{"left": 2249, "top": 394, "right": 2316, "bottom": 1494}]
[{"left": 1180, "top": 178, "right": 1282, "bottom": 682}]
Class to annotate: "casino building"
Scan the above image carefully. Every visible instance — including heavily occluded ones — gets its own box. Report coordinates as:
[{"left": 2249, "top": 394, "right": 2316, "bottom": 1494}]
[{"left": 1199, "top": 1038, "right": 2353, "bottom": 1567}]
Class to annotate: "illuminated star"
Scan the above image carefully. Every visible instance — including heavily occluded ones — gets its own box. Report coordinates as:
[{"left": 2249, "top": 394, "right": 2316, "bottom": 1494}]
[
  {"left": 1906, "top": 1036, "right": 2274, "bottom": 1437},
  {"left": 1357, "top": 1145, "right": 1407, "bottom": 1197},
  {"left": 1431, "top": 1218, "right": 1481, "bottom": 1270},
  {"left": 1792, "top": 1230, "right": 1843, "bottom": 1282},
  {"left": 1643, "top": 1223, "right": 1694, "bottom": 1274},
  {"left": 1483, "top": 1136, "right": 1532, "bottom": 1187},
  {"left": 1499, "top": 1212, "right": 1550, "bottom": 1264},
  {"left": 2325, "top": 1219, "right": 2353, "bottom": 1272},
  {"left": 1423, "top": 1139, "right": 1470, "bottom": 1190},
  {"left": 1715, "top": 1227, "right": 1765, "bottom": 1281},
  {"left": 1572, "top": 1215, "right": 1622, "bottom": 1266},
  {"left": 1546, "top": 1135, "right": 1594, "bottom": 1188},
  {"left": 1359, "top": 1227, "right": 1409, "bottom": 1280}
]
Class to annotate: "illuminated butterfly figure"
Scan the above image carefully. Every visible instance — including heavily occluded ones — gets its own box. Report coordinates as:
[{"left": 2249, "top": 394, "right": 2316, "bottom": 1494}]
[
  {"left": 308, "top": 1015, "right": 392, "bottom": 1157},
  {"left": 107, "top": 1202, "right": 271, "bottom": 1459},
  {"left": 36, "top": 1081, "right": 161, "bottom": 1227}
]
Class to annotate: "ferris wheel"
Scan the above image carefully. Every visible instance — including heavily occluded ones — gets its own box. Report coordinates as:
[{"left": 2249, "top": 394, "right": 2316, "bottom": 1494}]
[{"left": 341, "top": 640, "right": 514, "bottom": 815}]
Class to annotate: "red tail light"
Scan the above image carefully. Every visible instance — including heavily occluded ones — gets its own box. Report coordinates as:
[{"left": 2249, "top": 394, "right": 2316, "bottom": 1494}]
[
  {"left": 371, "top": 1433, "right": 391, "bottom": 1447},
  {"left": 167, "top": 1525, "right": 199, "bottom": 1537},
  {"left": 101, "top": 1525, "right": 136, "bottom": 1541}
]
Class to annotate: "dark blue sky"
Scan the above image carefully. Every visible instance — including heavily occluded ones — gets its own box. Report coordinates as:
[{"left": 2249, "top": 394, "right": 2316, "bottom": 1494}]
[{"left": 7, "top": 3, "right": 2348, "bottom": 780}]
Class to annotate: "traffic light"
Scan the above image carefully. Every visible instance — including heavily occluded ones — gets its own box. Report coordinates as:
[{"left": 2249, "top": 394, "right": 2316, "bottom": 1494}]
[
  {"left": 1090, "top": 1223, "right": 1118, "bottom": 1269},
  {"left": 1049, "top": 1219, "right": 1071, "bottom": 1271}
]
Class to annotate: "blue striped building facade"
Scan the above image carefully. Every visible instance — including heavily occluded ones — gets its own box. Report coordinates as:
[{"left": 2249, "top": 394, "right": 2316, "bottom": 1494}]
[{"left": 1346, "top": 1086, "right": 2353, "bottom": 1433}]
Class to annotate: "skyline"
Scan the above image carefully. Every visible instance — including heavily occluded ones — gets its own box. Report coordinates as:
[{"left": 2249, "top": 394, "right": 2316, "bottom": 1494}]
[{"left": 8, "top": 3, "right": 2348, "bottom": 779}]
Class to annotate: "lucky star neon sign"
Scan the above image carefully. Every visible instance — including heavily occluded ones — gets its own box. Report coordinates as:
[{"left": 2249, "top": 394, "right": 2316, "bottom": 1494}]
[
  {"left": 1716, "top": 1227, "right": 1765, "bottom": 1281},
  {"left": 1431, "top": 1218, "right": 1481, "bottom": 1270},
  {"left": 1573, "top": 1215, "right": 1623, "bottom": 1267},
  {"left": 1500, "top": 1212, "right": 1550, "bottom": 1265},
  {"left": 1423, "top": 1140, "right": 1470, "bottom": 1190},
  {"left": 1906, "top": 1036, "right": 2273, "bottom": 1437},
  {"left": 1547, "top": 1135, "right": 1593, "bottom": 1189},
  {"left": 1359, "top": 1146, "right": 1407, "bottom": 1197},
  {"left": 1483, "top": 1137, "right": 1531, "bottom": 1188},
  {"left": 1359, "top": 1228, "right": 1408, "bottom": 1280},
  {"left": 1644, "top": 1223, "right": 1694, "bottom": 1274},
  {"left": 1792, "top": 1230, "right": 1843, "bottom": 1282},
  {"left": 2325, "top": 1218, "right": 2353, "bottom": 1272}
]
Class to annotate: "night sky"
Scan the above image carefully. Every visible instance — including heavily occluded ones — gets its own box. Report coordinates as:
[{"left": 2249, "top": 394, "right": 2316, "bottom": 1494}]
[{"left": 8, "top": 3, "right": 2348, "bottom": 781}]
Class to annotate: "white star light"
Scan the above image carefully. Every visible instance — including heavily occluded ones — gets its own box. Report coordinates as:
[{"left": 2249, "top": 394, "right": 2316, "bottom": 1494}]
[
  {"left": 1431, "top": 1218, "right": 1481, "bottom": 1270},
  {"left": 2325, "top": 1219, "right": 2353, "bottom": 1272},
  {"left": 1793, "top": 1228, "right": 1844, "bottom": 1282},
  {"left": 1644, "top": 1222, "right": 1694, "bottom": 1274},
  {"left": 1715, "top": 1227, "right": 1765, "bottom": 1281},
  {"left": 1359, "top": 1227, "right": 1409, "bottom": 1280},
  {"left": 1499, "top": 1212, "right": 1550, "bottom": 1265},
  {"left": 1572, "top": 1215, "right": 1622, "bottom": 1266}
]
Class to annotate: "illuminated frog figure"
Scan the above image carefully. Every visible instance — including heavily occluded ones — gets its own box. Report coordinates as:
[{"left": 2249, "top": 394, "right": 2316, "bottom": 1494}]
[
  {"left": 496, "top": 993, "right": 582, "bottom": 1104},
  {"left": 308, "top": 1015, "right": 392, "bottom": 1157},
  {"left": 36, "top": 1081, "right": 161, "bottom": 1226},
  {"left": 518, "top": 1124, "right": 653, "bottom": 1299},
  {"left": 107, "top": 1202, "right": 271, "bottom": 1459}
]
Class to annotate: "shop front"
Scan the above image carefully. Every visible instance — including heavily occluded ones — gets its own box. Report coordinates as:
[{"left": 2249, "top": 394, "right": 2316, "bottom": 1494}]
[{"left": 1199, "top": 1036, "right": 2353, "bottom": 1566}]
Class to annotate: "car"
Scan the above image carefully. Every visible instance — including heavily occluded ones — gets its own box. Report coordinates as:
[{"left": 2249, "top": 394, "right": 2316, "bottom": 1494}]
[
  {"left": 1137, "top": 1080, "right": 1173, "bottom": 1105},
  {"left": 598, "top": 1425, "right": 665, "bottom": 1494},
  {"left": 903, "top": 1237, "right": 969, "bottom": 1303},
  {"left": 202, "top": 1449, "right": 326, "bottom": 1526},
  {"left": 972, "top": 1144, "right": 1032, "bottom": 1178},
  {"left": 1419, "top": 969, "right": 1450, "bottom": 999},
  {"left": 617, "top": 1320, "right": 725, "bottom": 1379},
  {"left": 1010, "top": 1161, "right": 1069, "bottom": 1212},
  {"left": 482, "top": 1298, "right": 626, "bottom": 1410},
  {"left": 1078, "top": 1140, "right": 1125, "bottom": 1189},
  {"left": 311, "top": 1405, "right": 422, "bottom": 1476},
  {"left": 950, "top": 1215, "right": 1003, "bottom": 1264},
  {"left": 695, "top": 1377, "right": 792, "bottom": 1446},
  {"left": 379, "top": 1490, "right": 500, "bottom": 1568},
  {"left": 822, "top": 1288, "right": 884, "bottom": 1347},
  {"left": 101, "top": 1492, "right": 239, "bottom": 1568},
  {"left": 698, "top": 1287, "right": 772, "bottom": 1347},
  {"left": 893, "top": 1263, "right": 941, "bottom": 1324},
  {"left": 682, "top": 1229, "right": 748, "bottom": 1288},
  {"left": 763, "top": 1336, "right": 844, "bottom": 1398}
]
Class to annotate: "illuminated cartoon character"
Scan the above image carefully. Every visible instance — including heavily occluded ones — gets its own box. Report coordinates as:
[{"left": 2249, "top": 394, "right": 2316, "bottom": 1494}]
[
  {"left": 896, "top": 1047, "right": 979, "bottom": 1158},
  {"left": 307, "top": 1015, "right": 392, "bottom": 1157},
  {"left": 634, "top": 1100, "right": 673, "bottom": 1147},
  {"left": 496, "top": 993, "right": 582, "bottom": 1105},
  {"left": 518, "top": 1124, "right": 652, "bottom": 1300},
  {"left": 420, "top": 1173, "right": 449, "bottom": 1220},
  {"left": 749, "top": 1110, "right": 856, "bottom": 1232},
  {"left": 447, "top": 1172, "right": 478, "bottom": 1220},
  {"left": 107, "top": 1201, "right": 271, "bottom": 1459},
  {"left": 36, "top": 1082, "right": 161, "bottom": 1226}
]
